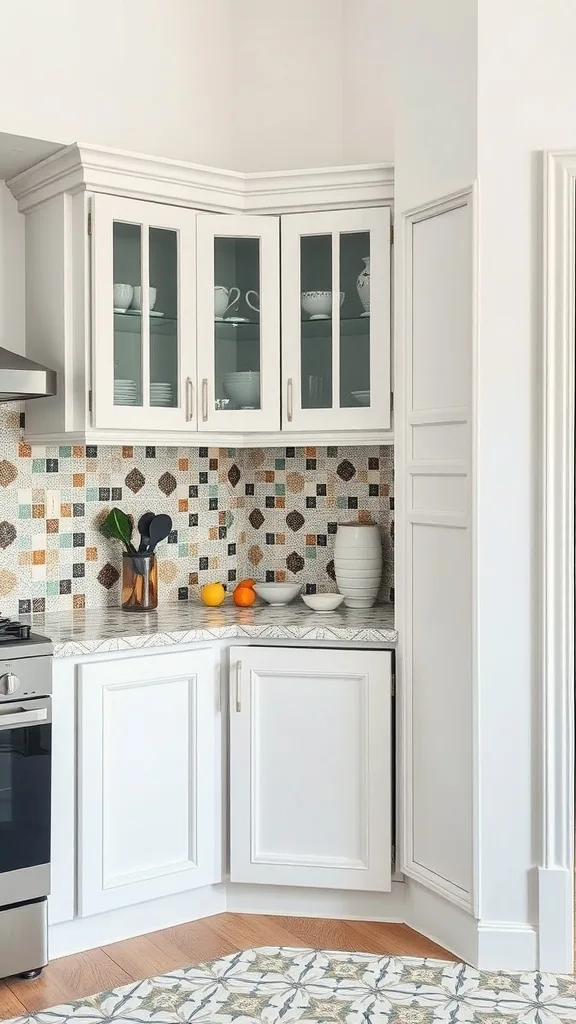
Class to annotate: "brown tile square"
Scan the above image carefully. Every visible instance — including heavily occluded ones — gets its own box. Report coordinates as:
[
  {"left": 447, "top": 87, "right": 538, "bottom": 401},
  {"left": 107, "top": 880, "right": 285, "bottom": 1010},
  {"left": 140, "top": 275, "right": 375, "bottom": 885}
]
[
  {"left": 73, "top": 473, "right": 85, "bottom": 488},
  {"left": 178, "top": 458, "right": 189, "bottom": 472},
  {"left": 305, "top": 446, "right": 317, "bottom": 457},
  {"left": 73, "top": 594, "right": 86, "bottom": 610},
  {"left": 209, "top": 526, "right": 218, "bottom": 541},
  {"left": 72, "top": 445, "right": 85, "bottom": 457},
  {"left": 122, "top": 446, "right": 133, "bottom": 458},
  {"left": 18, "top": 552, "right": 32, "bottom": 566},
  {"left": 189, "top": 543, "right": 198, "bottom": 557},
  {"left": 275, "top": 533, "right": 286, "bottom": 545},
  {"left": 306, "top": 534, "right": 316, "bottom": 546},
  {"left": 357, "top": 469, "right": 368, "bottom": 483},
  {"left": 32, "top": 550, "right": 46, "bottom": 565},
  {"left": 189, "top": 572, "right": 198, "bottom": 586},
  {"left": 86, "top": 547, "right": 97, "bottom": 561},
  {"left": 275, "top": 497, "right": 285, "bottom": 509},
  {"left": 178, "top": 499, "right": 188, "bottom": 513},
  {"left": 208, "top": 556, "right": 219, "bottom": 570},
  {"left": 32, "top": 505, "right": 45, "bottom": 519},
  {"left": 276, "top": 570, "right": 286, "bottom": 581},
  {"left": 18, "top": 442, "right": 31, "bottom": 458},
  {"left": 60, "top": 504, "right": 72, "bottom": 517},
  {"left": 219, "top": 511, "right": 226, "bottom": 525},
  {"left": 46, "top": 519, "right": 59, "bottom": 533},
  {"left": 46, "top": 549, "right": 59, "bottom": 567}
]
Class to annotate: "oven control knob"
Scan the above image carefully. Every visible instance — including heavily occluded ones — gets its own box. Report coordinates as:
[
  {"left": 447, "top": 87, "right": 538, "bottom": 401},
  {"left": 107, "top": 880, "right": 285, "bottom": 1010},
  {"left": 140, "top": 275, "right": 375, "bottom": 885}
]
[{"left": 0, "top": 672, "right": 19, "bottom": 695}]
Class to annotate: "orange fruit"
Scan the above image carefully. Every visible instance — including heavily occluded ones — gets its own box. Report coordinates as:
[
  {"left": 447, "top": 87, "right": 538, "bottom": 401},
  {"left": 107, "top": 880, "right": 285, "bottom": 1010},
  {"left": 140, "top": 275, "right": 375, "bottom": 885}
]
[
  {"left": 233, "top": 585, "right": 256, "bottom": 607},
  {"left": 200, "top": 582, "right": 226, "bottom": 607},
  {"left": 236, "top": 578, "right": 256, "bottom": 590}
]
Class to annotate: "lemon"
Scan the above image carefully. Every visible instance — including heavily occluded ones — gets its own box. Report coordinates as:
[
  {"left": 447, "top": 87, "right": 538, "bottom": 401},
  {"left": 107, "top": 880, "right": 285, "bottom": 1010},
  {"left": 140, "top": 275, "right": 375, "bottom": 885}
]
[{"left": 200, "top": 582, "right": 226, "bottom": 607}]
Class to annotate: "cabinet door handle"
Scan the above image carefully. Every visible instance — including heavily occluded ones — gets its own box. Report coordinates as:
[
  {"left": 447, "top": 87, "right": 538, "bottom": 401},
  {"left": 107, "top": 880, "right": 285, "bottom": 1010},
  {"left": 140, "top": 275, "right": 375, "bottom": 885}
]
[
  {"left": 287, "top": 378, "right": 293, "bottom": 422},
  {"left": 202, "top": 379, "right": 208, "bottom": 422},
  {"left": 186, "top": 377, "right": 194, "bottom": 422},
  {"left": 235, "top": 661, "right": 242, "bottom": 712}
]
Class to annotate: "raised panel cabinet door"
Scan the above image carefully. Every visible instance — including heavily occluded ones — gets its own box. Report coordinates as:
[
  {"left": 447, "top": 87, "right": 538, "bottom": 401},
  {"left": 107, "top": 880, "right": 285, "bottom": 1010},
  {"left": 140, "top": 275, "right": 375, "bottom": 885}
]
[
  {"left": 77, "top": 647, "right": 220, "bottom": 916},
  {"left": 229, "top": 646, "right": 392, "bottom": 891},
  {"left": 196, "top": 214, "right": 280, "bottom": 432},
  {"left": 281, "top": 207, "right": 391, "bottom": 433},
  {"left": 49, "top": 660, "right": 76, "bottom": 925},
  {"left": 92, "top": 194, "right": 197, "bottom": 434}
]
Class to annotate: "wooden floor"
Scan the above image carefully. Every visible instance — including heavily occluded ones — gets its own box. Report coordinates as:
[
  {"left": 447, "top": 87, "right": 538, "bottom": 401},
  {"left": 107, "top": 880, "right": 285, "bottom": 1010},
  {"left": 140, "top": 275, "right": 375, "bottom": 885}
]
[{"left": 0, "top": 914, "right": 455, "bottom": 1019}]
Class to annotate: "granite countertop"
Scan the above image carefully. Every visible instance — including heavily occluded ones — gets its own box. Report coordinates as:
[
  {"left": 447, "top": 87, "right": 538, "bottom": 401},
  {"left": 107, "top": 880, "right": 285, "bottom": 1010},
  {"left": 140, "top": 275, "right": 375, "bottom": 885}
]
[{"left": 23, "top": 602, "right": 396, "bottom": 658}]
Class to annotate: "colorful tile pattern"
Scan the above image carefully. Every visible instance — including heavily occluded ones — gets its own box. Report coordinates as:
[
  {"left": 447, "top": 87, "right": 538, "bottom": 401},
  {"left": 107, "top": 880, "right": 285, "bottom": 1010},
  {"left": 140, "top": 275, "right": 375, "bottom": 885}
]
[
  {"left": 0, "top": 405, "right": 394, "bottom": 613},
  {"left": 6, "top": 946, "right": 576, "bottom": 1024}
]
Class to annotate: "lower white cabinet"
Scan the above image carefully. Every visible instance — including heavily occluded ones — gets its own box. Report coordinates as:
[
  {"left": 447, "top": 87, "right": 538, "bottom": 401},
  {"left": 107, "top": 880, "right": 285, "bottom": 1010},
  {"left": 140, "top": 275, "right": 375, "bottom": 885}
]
[
  {"left": 77, "top": 647, "right": 221, "bottom": 916},
  {"left": 229, "top": 646, "right": 392, "bottom": 891}
]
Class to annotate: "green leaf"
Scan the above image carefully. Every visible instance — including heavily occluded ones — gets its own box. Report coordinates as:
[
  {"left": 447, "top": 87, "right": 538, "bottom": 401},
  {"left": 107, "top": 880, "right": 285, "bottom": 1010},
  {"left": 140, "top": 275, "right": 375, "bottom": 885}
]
[{"left": 101, "top": 507, "right": 135, "bottom": 552}]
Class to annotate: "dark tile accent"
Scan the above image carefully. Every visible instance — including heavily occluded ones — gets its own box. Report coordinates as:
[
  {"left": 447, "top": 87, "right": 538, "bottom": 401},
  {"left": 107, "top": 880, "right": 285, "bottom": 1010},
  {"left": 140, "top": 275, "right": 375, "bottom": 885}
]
[
  {"left": 46, "top": 459, "right": 59, "bottom": 473},
  {"left": 228, "top": 464, "right": 241, "bottom": 488},
  {"left": 265, "top": 533, "right": 275, "bottom": 545},
  {"left": 158, "top": 472, "right": 177, "bottom": 496},
  {"left": 168, "top": 530, "right": 178, "bottom": 544},
  {"left": 96, "top": 564, "right": 119, "bottom": 590},
  {"left": 327, "top": 446, "right": 338, "bottom": 457},
  {"left": 111, "top": 487, "right": 123, "bottom": 501},
  {"left": 189, "top": 572, "right": 198, "bottom": 585},
  {"left": 348, "top": 497, "right": 358, "bottom": 509},
  {"left": 306, "top": 497, "right": 316, "bottom": 509},
  {"left": 178, "top": 587, "right": 188, "bottom": 600},
  {"left": 209, "top": 458, "right": 218, "bottom": 471},
  {"left": 245, "top": 483, "right": 255, "bottom": 496},
  {"left": 306, "top": 459, "right": 316, "bottom": 470},
  {"left": 125, "top": 468, "right": 145, "bottom": 493},
  {"left": 73, "top": 563, "right": 85, "bottom": 578},
  {"left": 73, "top": 503, "right": 85, "bottom": 517},
  {"left": 328, "top": 522, "right": 338, "bottom": 534},
  {"left": 209, "top": 498, "right": 218, "bottom": 511},
  {"left": 145, "top": 447, "right": 156, "bottom": 458},
  {"left": 218, "top": 526, "right": 227, "bottom": 539},
  {"left": 265, "top": 570, "right": 275, "bottom": 582},
  {"left": 305, "top": 583, "right": 317, "bottom": 594},
  {"left": 0, "top": 521, "right": 16, "bottom": 549},
  {"left": 98, "top": 488, "right": 110, "bottom": 501},
  {"left": 59, "top": 579, "right": 72, "bottom": 594},
  {"left": 189, "top": 485, "right": 198, "bottom": 498},
  {"left": 199, "top": 447, "right": 208, "bottom": 458},
  {"left": 32, "top": 598, "right": 45, "bottom": 613},
  {"left": 368, "top": 457, "right": 379, "bottom": 470},
  {"left": 286, "top": 551, "right": 305, "bottom": 575},
  {"left": 286, "top": 510, "right": 305, "bottom": 532},
  {"left": 285, "top": 447, "right": 295, "bottom": 458},
  {"left": 249, "top": 509, "right": 265, "bottom": 529},
  {"left": 369, "top": 484, "right": 379, "bottom": 496},
  {"left": 199, "top": 472, "right": 208, "bottom": 484},
  {"left": 189, "top": 513, "right": 199, "bottom": 527},
  {"left": 19, "top": 412, "right": 25, "bottom": 429},
  {"left": 316, "top": 484, "right": 327, "bottom": 496},
  {"left": 337, "top": 459, "right": 356, "bottom": 482},
  {"left": 85, "top": 446, "right": 97, "bottom": 458},
  {"left": 265, "top": 496, "right": 275, "bottom": 508},
  {"left": 228, "top": 543, "right": 236, "bottom": 555},
  {"left": 390, "top": 497, "right": 395, "bottom": 511},
  {"left": 317, "top": 534, "right": 327, "bottom": 546},
  {"left": 18, "top": 599, "right": 31, "bottom": 614},
  {"left": 199, "top": 556, "right": 208, "bottom": 571},
  {"left": 73, "top": 533, "right": 85, "bottom": 547}
]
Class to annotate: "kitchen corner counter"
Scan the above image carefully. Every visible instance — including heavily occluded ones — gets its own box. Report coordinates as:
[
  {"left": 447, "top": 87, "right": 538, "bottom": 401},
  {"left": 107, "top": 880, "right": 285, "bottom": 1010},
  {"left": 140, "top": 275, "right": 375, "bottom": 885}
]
[{"left": 24, "top": 602, "right": 396, "bottom": 658}]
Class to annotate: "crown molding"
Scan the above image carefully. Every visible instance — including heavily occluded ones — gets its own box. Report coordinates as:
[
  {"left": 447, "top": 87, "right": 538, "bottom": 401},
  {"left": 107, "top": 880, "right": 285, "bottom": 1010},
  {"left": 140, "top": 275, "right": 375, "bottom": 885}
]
[{"left": 8, "top": 142, "right": 394, "bottom": 214}]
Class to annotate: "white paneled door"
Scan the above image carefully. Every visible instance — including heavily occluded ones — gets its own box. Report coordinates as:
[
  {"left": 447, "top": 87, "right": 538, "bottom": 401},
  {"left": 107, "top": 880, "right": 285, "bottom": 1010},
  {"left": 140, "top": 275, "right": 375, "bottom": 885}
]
[
  {"left": 77, "top": 648, "right": 220, "bottom": 916},
  {"left": 229, "top": 646, "right": 392, "bottom": 891}
]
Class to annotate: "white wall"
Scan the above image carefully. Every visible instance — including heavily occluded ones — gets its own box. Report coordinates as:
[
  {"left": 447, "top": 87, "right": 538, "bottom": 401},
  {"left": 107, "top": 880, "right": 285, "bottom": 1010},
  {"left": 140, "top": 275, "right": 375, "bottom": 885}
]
[{"left": 0, "top": 184, "right": 25, "bottom": 354}]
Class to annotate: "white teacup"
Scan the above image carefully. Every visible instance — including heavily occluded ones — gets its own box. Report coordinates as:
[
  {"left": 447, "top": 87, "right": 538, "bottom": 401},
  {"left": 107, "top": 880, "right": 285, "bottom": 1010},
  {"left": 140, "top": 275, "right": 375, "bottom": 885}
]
[
  {"left": 301, "top": 290, "right": 345, "bottom": 319},
  {"left": 246, "top": 290, "right": 260, "bottom": 313},
  {"left": 114, "top": 283, "right": 133, "bottom": 312},
  {"left": 214, "top": 285, "right": 240, "bottom": 319},
  {"left": 130, "top": 286, "right": 157, "bottom": 312}
]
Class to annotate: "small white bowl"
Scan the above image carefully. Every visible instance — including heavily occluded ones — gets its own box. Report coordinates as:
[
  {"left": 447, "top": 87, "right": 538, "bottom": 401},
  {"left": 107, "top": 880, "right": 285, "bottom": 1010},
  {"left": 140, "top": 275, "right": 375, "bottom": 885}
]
[
  {"left": 254, "top": 582, "right": 301, "bottom": 606},
  {"left": 130, "top": 286, "right": 157, "bottom": 311},
  {"left": 301, "top": 290, "right": 345, "bottom": 319},
  {"left": 113, "top": 283, "right": 133, "bottom": 312},
  {"left": 301, "top": 593, "right": 344, "bottom": 613}
]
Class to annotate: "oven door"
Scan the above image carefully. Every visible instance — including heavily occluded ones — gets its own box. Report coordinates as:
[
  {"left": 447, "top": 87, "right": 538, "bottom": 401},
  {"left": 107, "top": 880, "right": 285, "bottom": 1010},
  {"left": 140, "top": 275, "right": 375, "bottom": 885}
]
[{"left": 0, "top": 697, "right": 51, "bottom": 904}]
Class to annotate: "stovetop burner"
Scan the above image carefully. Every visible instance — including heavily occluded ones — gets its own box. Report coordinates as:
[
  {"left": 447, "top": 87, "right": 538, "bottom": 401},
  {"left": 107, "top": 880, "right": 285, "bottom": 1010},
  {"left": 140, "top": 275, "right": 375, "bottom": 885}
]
[{"left": 0, "top": 618, "right": 32, "bottom": 643}]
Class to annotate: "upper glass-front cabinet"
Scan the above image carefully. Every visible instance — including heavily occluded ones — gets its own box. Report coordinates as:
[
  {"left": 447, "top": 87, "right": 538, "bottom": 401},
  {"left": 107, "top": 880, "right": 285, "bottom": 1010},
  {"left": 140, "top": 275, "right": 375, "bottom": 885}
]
[
  {"left": 281, "top": 208, "right": 391, "bottom": 432},
  {"left": 92, "top": 195, "right": 197, "bottom": 432},
  {"left": 196, "top": 215, "right": 280, "bottom": 432}
]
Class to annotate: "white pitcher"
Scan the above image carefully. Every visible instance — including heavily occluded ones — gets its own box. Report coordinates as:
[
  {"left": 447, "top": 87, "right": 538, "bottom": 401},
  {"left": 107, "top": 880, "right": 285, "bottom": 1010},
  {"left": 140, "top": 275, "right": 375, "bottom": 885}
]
[{"left": 214, "top": 285, "right": 240, "bottom": 319}]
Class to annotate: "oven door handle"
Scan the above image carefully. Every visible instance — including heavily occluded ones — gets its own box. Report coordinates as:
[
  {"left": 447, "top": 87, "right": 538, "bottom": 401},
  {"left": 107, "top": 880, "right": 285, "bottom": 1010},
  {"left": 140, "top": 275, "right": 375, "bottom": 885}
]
[{"left": 0, "top": 706, "right": 48, "bottom": 730}]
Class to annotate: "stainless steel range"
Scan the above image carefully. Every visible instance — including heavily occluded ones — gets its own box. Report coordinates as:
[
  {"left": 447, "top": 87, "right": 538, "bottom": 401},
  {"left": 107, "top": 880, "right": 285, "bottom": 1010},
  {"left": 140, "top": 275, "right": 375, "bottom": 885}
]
[{"left": 0, "top": 618, "right": 52, "bottom": 980}]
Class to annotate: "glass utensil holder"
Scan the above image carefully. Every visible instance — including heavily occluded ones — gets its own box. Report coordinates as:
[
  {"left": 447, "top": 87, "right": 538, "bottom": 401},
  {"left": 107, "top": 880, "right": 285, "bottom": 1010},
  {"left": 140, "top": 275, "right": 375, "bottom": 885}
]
[{"left": 122, "top": 552, "right": 158, "bottom": 611}]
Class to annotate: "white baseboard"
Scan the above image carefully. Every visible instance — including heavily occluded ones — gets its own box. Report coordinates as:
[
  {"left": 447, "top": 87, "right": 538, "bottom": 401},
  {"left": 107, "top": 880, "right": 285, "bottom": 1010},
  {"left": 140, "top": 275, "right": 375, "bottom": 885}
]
[
  {"left": 404, "top": 877, "right": 477, "bottom": 964},
  {"left": 226, "top": 881, "right": 407, "bottom": 921},
  {"left": 537, "top": 866, "right": 573, "bottom": 972},
  {"left": 477, "top": 921, "right": 538, "bottom": 971},
  {"left": 49, "top": 885, "right": 226, "bottom": 959}
]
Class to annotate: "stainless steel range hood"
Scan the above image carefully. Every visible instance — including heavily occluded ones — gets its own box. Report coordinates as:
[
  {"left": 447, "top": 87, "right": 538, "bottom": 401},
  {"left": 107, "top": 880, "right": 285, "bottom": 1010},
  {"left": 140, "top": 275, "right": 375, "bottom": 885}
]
[{"left": 0, "top": 347, "right": 56, "bottom": 403}]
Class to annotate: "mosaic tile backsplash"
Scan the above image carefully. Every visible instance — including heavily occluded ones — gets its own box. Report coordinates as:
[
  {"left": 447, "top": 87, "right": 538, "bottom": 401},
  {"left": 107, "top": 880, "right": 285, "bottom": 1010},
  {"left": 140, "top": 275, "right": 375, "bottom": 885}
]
[{"left": 0, "top": 405, "right": 394, "bottom": 614}]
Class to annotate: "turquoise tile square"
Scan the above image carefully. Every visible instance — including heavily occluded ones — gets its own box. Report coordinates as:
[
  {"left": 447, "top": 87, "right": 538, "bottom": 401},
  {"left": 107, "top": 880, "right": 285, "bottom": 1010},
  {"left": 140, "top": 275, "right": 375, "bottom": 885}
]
[
  {"left": 32, "top": 459, "right": 45, "bottom": 472},
  {"left": 59, "top": 535, "right": 73, "bottom": 548},
  {"left": 18, "top": 535, "right": 31, "bottom": 551},
  {"left": 275, "top": 458, "right": 285, "bottom": 470},
  {"left": 86, "top": 488, "right": 98, "bottom": 501},
  {"left": 59, "top": 446, "right": 71, "bottom": 458},
  {"left": 60, "top": 488, "right": 72, "bottom": 502},
  {"left": 18, "top": 505, "right": 31, "bottom": 519},
  {"left": 226, "top": 511, "right": 234, "bottom": 527},
  {"left": 275, "top": 484, "right": 285, "bottom": 495},
  {"left": 209, "top": 484, "right": 218, "bottom": 496},
  {"left": 305, "top": 547, "right": 317, "bottom": 560},
  {"left": 337, "top": 496, "right": 348, "bottom": 508},
  {"left": 178, "top": 543, "right": 188, "bottom": 557},
  {"left": 46, "top": 581, "right": 59, "bottom": 597}
]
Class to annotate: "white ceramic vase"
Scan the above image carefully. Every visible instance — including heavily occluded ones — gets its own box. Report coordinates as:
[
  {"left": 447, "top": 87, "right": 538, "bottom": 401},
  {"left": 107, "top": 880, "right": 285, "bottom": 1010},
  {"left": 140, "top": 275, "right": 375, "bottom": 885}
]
[
  {"left": 334, "top": 522, "right": 382, "bottom": 608},
  {"left": 356, "top": 257, "right": 370, "bottom": 314}
]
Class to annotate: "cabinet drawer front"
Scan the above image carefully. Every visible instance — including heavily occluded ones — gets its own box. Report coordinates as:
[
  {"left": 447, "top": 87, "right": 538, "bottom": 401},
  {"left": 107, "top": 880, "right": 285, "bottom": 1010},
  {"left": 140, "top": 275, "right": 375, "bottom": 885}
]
[
  {"left": 229, "top": 646, "right": 392, "bottom": 891},
  {"left": 77, "top": 648, "right": 219, "bottom": 915}
]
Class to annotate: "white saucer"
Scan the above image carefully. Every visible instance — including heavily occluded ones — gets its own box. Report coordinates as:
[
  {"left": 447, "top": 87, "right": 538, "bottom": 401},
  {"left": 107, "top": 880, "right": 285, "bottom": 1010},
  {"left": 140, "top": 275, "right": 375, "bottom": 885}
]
[
  {"left": 309, "top": 314, "right": 330, "bottom": 320},
  {"left": 114, "top": 307, "right": 130, "bottom": 313},
  {"left": 123, "top": 309, "right": 165, "bottom": 317},
  {"left": 224, "top": 316, "right": 250, "bottom": 323},
  {"left": 360, "top": 311, "right": 370, "bottom": 317}
]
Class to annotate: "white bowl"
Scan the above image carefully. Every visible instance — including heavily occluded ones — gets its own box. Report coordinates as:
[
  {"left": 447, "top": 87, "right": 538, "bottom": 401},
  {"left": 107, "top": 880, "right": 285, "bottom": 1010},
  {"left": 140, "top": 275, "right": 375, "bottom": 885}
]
[
  {"left": 301, "top": 290, "right": 345, "bottom": 318},
  {"left": 352, "top": 390, "right": 371, "bottom": 407},
  {"left": 114, "top": 283, "right": 133, "bottom": 311},
  {"left": 301, "top": 593, "right": 344, "bottom": 613},
  {"left": 254, "top": 582, "right": 301, "bottom": 606},
  {"left": 130, "top": 286, "right": 157, "bottom": 312},
  {"left": 223, "top": 372, "right": 260, "bottom": 408}
]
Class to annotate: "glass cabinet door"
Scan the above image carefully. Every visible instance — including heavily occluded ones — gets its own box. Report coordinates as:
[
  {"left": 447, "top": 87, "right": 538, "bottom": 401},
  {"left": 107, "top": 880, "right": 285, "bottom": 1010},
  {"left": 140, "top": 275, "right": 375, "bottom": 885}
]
[
  {"left": 92, "top": 195, "right": 197, "bottom": 433},
  {"left": 281, "top": 208, "right": 391, "bottom": 432},
  {"left": 196, "top": 215, "right": 280, "bottom": 433}
]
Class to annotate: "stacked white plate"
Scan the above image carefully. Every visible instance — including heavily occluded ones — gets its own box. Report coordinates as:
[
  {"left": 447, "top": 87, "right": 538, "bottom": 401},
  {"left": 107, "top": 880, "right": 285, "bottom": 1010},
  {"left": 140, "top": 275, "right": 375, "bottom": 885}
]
[
  {"left": 114, "top": 379, "right": 138, "bottom": 406},
  {"left": 223, "top": 371, "right": 260, "bottom": 409},
  {"left": 150, "top": 382, "right": 174, "bottom": 407}
]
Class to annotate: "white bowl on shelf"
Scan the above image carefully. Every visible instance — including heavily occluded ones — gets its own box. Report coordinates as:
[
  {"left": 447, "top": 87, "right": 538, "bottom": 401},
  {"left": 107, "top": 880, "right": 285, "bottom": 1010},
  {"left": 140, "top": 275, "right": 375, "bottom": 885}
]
[
  {"left": 113, "top": 284, "right": 133, "bottom": 311},
  {"left": 223, "top": 371, "right": 260, "bottom": 408},
  {"left": 253, "top": 582, "right": 301, "bottom": 606},
  {"left": 352, "top": 390, "right": 371, "bottom": 407},
  {"left": 301, "top": 593, "right": 344, "bottom": 613},
  {"left": 301, "top": 290, "right": 345, "bottom": 319}
]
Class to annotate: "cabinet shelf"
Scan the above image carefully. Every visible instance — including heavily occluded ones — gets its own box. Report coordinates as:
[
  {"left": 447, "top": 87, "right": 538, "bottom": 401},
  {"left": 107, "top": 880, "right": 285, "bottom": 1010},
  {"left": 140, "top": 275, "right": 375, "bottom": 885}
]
[
  {"left": 302, "top": 315, "right": 370, "bottom": 339},
  {"left": 114, "top": 312, "right": 177, "bottom": 334}
]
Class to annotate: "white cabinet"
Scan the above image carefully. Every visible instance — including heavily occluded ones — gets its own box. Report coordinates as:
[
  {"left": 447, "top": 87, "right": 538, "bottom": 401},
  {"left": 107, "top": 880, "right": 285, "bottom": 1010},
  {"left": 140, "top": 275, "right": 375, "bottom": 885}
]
[
  {"left": 92, "top": 194, "right": 197, "bottom": 434},
  {"left": 229, "top": 645, "right": 392, "bottom": 891},
  {"left": 196, "top": 215, "right": 280, "bottom": 432},
  {"left": 77, "top": 647, "right": 221, "bottom": 916},
  {"left": 281, "top": 208, "right": 392, "bottom": 432}
]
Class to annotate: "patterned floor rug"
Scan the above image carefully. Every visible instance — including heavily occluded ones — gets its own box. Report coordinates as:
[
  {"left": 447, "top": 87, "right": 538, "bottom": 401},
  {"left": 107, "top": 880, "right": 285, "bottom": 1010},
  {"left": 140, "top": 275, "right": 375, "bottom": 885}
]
[{"left": 7, "top": 946, "right": 576, "bottom": 1024}]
